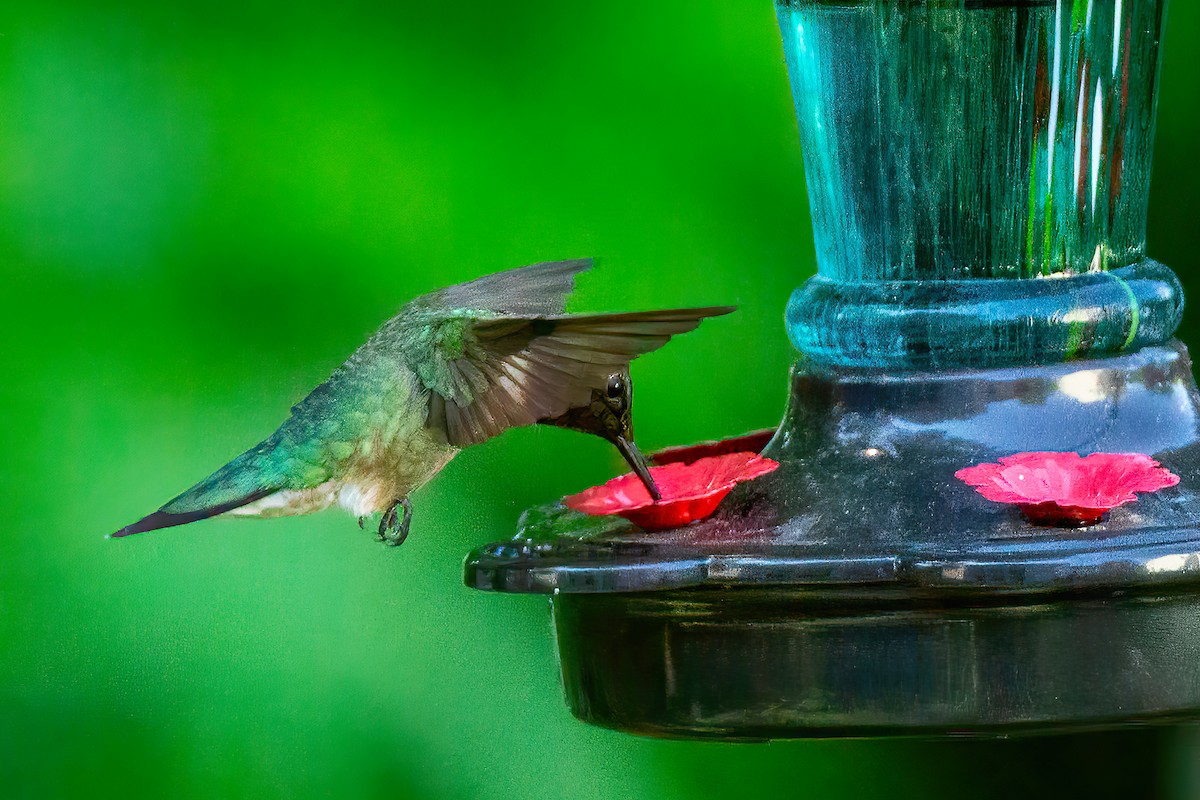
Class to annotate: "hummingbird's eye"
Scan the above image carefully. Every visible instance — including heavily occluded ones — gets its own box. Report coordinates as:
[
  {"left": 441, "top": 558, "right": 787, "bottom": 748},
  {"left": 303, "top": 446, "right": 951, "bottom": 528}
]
[{"left": 606, "top": 376, "right": 625, "bottom": 400}]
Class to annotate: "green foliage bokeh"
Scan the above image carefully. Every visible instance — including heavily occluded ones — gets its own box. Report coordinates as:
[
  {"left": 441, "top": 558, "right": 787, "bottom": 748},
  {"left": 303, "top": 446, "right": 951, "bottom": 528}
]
[{"left": 3, "top": 2, "right": 1199, "bottom": 797}]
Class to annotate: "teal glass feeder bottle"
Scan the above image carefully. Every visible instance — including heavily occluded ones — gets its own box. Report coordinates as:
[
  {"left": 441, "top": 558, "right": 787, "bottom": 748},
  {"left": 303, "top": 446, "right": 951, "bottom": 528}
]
[
  {"left": 779, "top": 0, "right": 1180, "bottom": 370},
  {"left": 464, "top": 0, "right": 1200, "bottom": 739}
]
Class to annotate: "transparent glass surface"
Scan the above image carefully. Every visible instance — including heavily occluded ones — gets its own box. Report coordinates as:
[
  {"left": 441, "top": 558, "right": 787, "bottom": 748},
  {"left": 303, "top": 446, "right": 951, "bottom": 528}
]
[
  {"left": 775, "top": 0, "right": 1182, "bottom": 369},
  {"left": 776, "top": 0, "right": 1168, "bottom": 282}
]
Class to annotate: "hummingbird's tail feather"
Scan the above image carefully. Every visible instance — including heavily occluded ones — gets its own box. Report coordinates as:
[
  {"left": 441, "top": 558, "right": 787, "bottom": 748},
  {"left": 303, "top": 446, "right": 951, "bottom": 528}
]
[
  {"left": 110, "top": 445, "right": 285, "bottom": 538},
  {"left": 110, "top": 487, "right": 278, "bottom": 538}
]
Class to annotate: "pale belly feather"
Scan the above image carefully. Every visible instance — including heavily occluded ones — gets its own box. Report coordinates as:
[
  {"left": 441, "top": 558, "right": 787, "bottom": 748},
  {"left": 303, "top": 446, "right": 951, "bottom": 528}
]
[
  {"left": 227, "top": 424, "right": 459, "bottom": 520},
  {"left": 334, "top": 426, "right": 459, "bottom": 517}
]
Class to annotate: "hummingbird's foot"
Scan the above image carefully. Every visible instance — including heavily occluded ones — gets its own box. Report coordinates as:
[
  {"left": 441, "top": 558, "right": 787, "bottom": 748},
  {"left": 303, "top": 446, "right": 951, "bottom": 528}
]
[{"left": 377, "top": 497, "right": 412, "bottom": 546}]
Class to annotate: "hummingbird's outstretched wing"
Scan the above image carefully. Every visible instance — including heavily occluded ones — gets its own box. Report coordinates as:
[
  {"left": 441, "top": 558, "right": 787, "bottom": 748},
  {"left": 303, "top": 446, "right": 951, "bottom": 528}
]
[
  {"left": 432, "top": 309, "right": 734, "bottom": 446},
  {"left": 399, "top": 261, "right": 733, "bottom": 446}
]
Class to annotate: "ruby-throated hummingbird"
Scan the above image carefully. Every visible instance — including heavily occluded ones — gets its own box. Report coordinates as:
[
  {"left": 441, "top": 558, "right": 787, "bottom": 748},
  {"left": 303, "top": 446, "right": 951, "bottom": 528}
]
[{"left": 111, "top": 259, "right": 732, "bottom": 544}]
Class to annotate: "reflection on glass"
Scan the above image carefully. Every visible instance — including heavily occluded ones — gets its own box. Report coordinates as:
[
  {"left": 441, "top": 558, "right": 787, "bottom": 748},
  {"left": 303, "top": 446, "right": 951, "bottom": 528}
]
[{"left": 776, "top": 0, "right": 1167, "bottom": 281}]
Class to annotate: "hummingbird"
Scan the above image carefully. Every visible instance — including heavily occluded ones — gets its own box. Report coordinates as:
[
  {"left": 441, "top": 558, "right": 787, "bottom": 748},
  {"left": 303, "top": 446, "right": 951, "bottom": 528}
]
[{"left": 111, "top": 259, "right": 732, "bottom": 545}]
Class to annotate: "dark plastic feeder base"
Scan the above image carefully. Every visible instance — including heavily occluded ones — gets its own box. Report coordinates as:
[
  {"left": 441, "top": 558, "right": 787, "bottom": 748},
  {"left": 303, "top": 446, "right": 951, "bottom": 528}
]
[
  {"left": 464, "top": 343, "right": 1200, "bottom": 739},
  {"left": 553, "top": 587, "right": 1200, "bottom": 740}
]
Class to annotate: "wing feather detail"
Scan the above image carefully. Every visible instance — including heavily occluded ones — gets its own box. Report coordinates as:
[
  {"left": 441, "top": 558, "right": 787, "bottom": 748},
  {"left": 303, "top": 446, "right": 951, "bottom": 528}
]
[
  {"left": 425, "top": 307, "right": 734, "bottom": 446},
  {"left": 433, "top": 259, "right": 593, "bottom": 316}
]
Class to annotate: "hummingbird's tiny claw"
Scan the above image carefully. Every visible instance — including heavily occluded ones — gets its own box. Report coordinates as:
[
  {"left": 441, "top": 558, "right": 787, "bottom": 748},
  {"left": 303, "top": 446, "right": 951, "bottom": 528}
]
[
  {"left": 376, "top": 506, "right": 396, "bottom": 541},
  {"left": 377, "top": 498, "right": 412, "bottom": 546},
  {"left": 358, "top": 516, "right": 365, "bottom": 529}
]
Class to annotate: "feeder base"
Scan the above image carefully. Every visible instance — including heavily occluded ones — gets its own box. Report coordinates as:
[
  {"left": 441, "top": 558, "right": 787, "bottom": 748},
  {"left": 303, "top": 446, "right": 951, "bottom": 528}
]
[
  {"left": 551, "top": 586, "right": 1200, "bottom": 740},
  {"left": 466, "top": 343, "right": 1200, "bottom": 739}
]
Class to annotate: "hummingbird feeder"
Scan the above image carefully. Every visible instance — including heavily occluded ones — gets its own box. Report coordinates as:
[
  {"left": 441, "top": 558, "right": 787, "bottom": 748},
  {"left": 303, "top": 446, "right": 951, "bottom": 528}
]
[{"left": 464, "top": 0, "right": 1200, "bottom": 739}]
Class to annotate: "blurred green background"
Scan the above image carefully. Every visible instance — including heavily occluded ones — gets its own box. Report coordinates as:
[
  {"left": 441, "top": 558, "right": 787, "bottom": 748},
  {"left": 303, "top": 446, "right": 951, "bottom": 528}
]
[{"left": 3, "top": 1, "right": 1199, "bottom": 797}]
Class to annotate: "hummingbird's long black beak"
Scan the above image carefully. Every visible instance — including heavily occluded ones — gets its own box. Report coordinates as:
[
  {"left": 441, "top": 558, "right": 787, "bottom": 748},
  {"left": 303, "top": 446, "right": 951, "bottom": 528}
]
[{"left": 615, "top": 435, "right": 661, "bottom": 501}]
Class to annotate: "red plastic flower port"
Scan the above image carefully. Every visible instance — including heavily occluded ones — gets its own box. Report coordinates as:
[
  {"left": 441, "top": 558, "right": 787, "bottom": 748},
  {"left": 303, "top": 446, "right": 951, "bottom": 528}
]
[
  {"left": 564, "top": 451, "right": 779, "bottom": 531},
  {"left": 955, "top": 451, "right": 1180, "bottom": 527},
  {"left": 650, "top": 429, "right": 775, "bottom": 466}
]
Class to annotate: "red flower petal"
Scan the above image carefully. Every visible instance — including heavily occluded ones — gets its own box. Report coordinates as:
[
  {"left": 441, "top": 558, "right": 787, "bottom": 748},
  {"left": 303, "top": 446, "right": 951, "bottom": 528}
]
[
  {"left": 650, "top": 429, "right": 775, "bottom": 466},
  {"left": 955, "top": 451, "right": 1179, "bottom": 526},
  {"left": 564, "top": 451, "right": 780, "bottom": 531}
]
